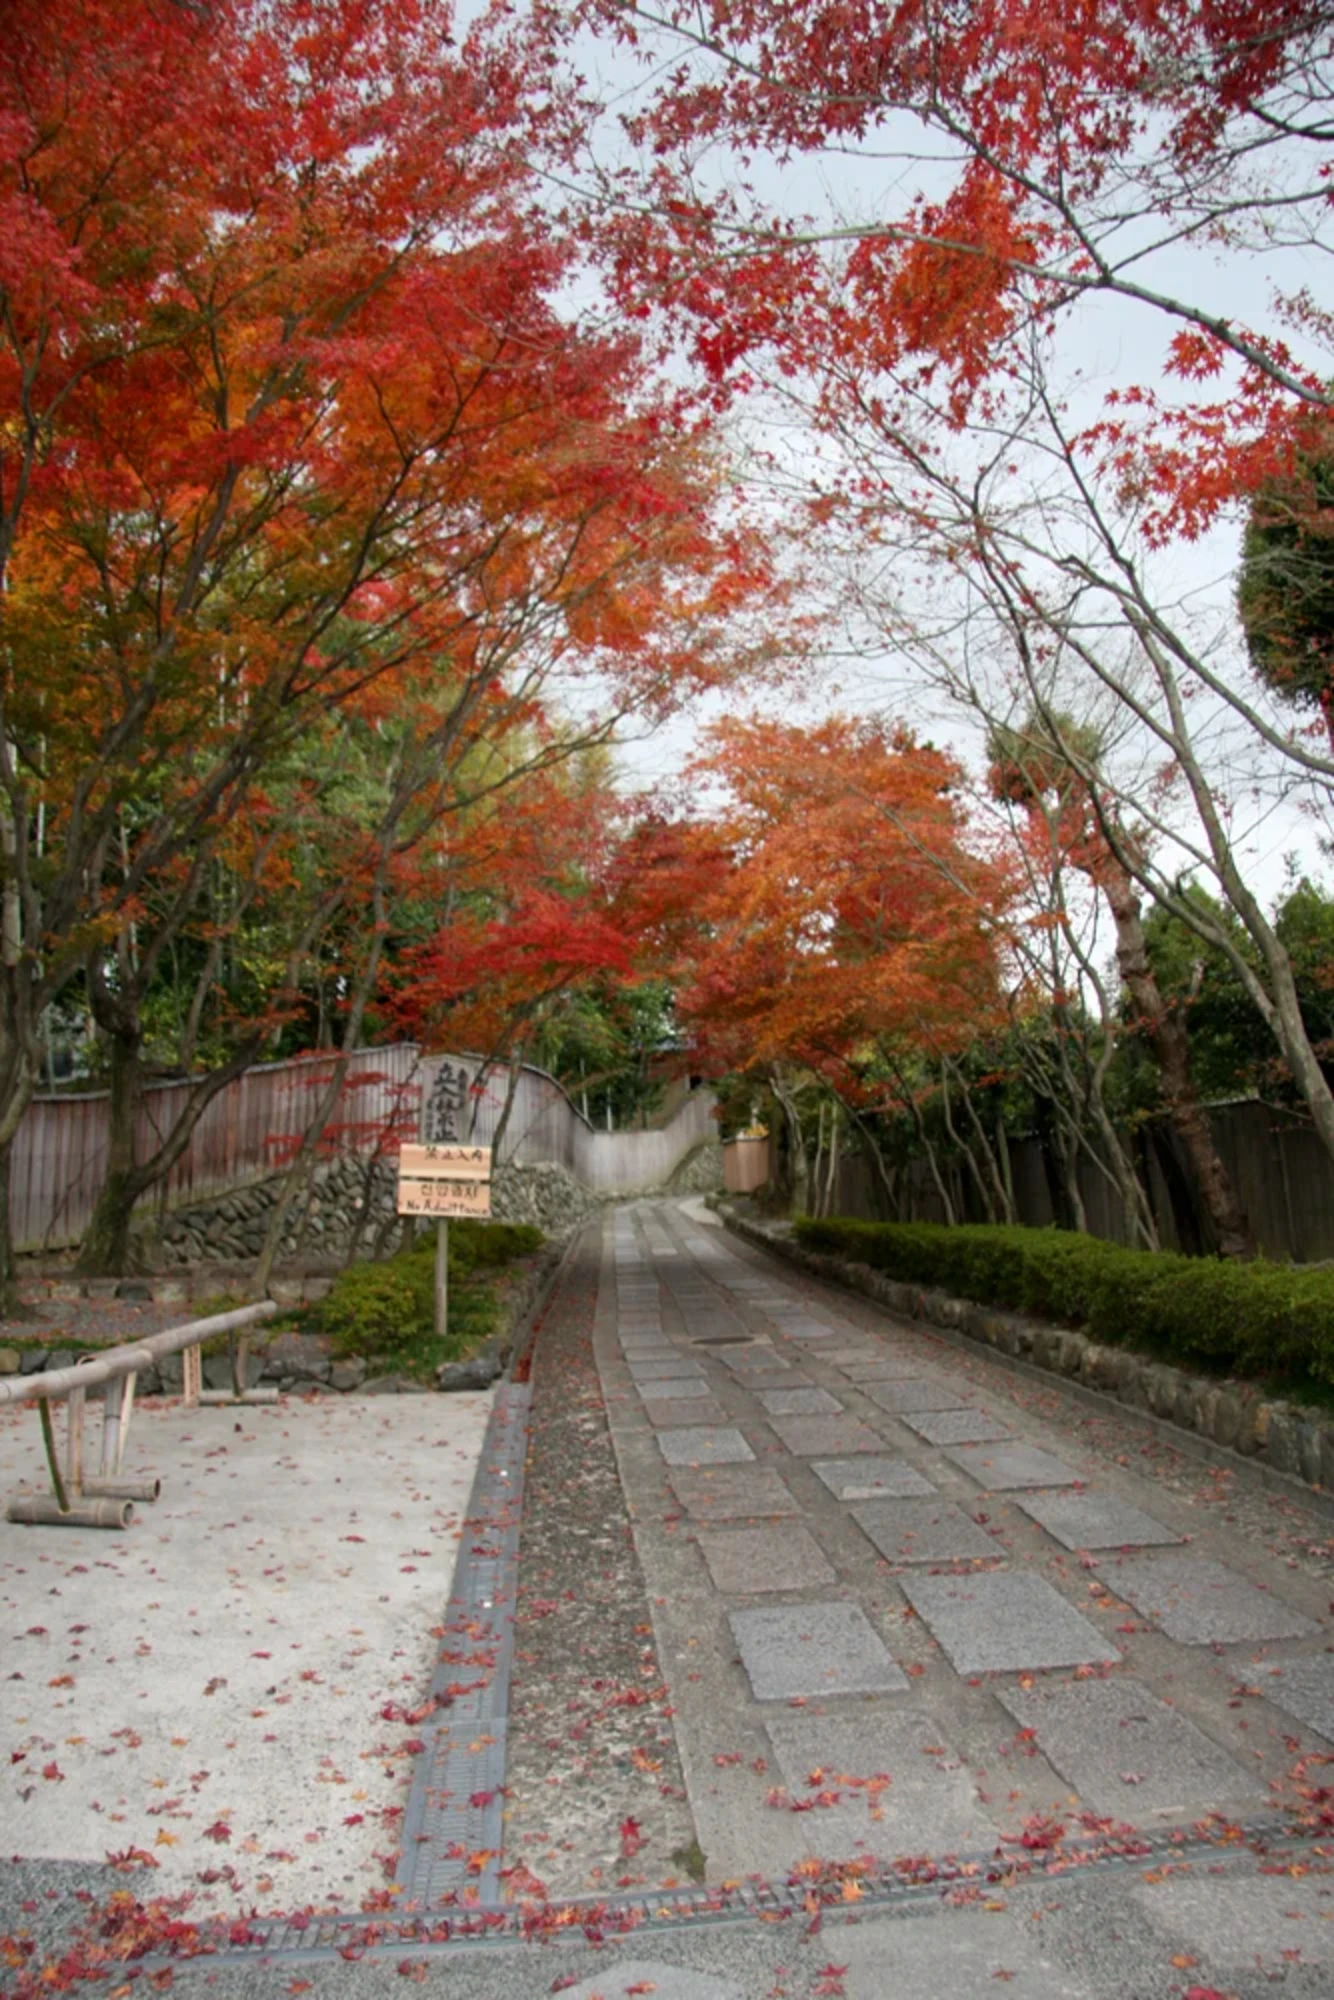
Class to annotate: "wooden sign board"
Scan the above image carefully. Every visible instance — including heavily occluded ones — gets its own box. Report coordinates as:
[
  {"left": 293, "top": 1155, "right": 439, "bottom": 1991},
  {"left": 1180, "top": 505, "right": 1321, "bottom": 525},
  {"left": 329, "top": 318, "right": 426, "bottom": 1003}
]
[
  {"left": 399, "top": 1144, "right": 491, "bottom": 1181},
  {"left": 396, "top": 1143, "right": 493, "bottom": 1219}
]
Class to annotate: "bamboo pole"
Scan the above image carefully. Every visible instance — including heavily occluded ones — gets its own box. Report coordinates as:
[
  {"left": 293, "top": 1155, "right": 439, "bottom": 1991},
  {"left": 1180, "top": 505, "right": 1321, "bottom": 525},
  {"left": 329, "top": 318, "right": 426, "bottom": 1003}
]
[{"left": 0, "top": 1303, "right": 280, "bottom": 1408}]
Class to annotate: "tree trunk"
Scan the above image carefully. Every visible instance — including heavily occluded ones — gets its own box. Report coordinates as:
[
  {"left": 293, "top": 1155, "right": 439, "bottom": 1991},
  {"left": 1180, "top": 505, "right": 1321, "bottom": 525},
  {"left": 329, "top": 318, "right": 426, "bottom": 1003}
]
[
  {"left": 1103, "top": 868, "right": 1253, "bottom": 1259},
  {"left": 75, "top": 1017, "right": 144, "bottom": 1276},
  {"left": 770, "top": 1070, "right": 811, "bottom": 1214}
]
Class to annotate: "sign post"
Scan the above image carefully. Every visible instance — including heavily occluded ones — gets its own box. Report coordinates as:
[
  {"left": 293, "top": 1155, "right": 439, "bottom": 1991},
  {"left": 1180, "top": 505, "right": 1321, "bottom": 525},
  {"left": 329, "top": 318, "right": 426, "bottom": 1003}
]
[{"left": 396, "top": 1144, "right": 493, "bottom": 1340}]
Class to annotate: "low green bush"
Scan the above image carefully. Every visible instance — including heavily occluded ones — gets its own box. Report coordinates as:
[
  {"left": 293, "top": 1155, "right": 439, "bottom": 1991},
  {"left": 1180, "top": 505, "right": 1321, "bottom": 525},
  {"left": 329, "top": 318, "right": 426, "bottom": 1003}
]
[
  {"left": 314, "top": 1219, "right": 545, "bottom": 1377},
  {"left": 791, "top": 1217, "right": 1334, "bottom": 1392}
]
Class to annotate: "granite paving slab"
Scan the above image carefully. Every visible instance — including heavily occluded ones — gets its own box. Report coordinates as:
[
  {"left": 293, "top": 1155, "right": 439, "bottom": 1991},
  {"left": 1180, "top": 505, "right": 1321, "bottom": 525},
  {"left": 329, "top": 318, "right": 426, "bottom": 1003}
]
[
  {"left": 998, "top": 1676, "right": 1261, "bottom": 1817},
  {"left": 945, "top": 1442, "right": 1084, "bottom": 1490},
  {"left": 668, "top": 1466, "right": 800, "bottom": 1519},
  {"left": 696, "top": 1522, "right": 836, "bottom": 1593},
  {"left": 812, "top": 1456, "right": 938, "bottom": 1501},
  {"left": 757, "top": 1386, "right": 843, "bottom": 1416},
  {"left": 723, "top": 1350, "right": 787, "bottom": 1373},
  {"left": 1014, "top": 1490, "right": 1184, "bottom": 1552},
  {"left": 902, "top": 1571, "right": 1122, "bottom": 1674},
  {"left": 561, "top": 1966, "right": 742, "bottom": 2000},
  {"left": 627, "top": 1356, "right": 706, "bottom": 1376},
  {"left": 864, "top": 1378, "right": 972, "bottom": 1414},
  {"left": 1259, "top": 1655, "right": 1334, "bottom": 1742},
  {"left": 1131, "top": 1872, "right": 1334, "bottom": 1975},
  {"left": 900, "top": 1408, "right": 1014, "bottom": 1445},
  {"left": 851, "top": 1497, "right": 1004, "bottom": 1565},
  {"left": 769, "top": 1415, "right": 887, "bottom": 1456},
  {"left": 830, "top": 1908, "right": 1099, "bottom": 1999},
  {"left": 1099, "top": 1554, "right": 1319, "bottom": 1645},
  {"left": 729, "top": 1600, "right": 909, "bottom": 1700},
  {"left": 836, "top": 1358, "right": 925, "bottom": 1381},
  {"left": 657, "top": 1426, "right": 756, "bottom": 1466},
  {"left": 638, "top": 1379, "right": 714, "bottom": 1403},
  {"left": 765, "top": 1709, "right": 994, "bottom": 1862},
  {"left": 641, "top": 1396, "right": 729, "bottom": 1428}
]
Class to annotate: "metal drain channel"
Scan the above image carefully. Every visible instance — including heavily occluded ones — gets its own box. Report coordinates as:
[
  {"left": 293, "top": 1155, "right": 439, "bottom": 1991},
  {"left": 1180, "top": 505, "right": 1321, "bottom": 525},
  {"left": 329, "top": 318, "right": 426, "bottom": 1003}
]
[
  {"left": 138, "top": 1811, "right": 1333, "bottom": 1969},
  {"left": 396, "top": 1375, "right": 532, "bottom": 1907}
]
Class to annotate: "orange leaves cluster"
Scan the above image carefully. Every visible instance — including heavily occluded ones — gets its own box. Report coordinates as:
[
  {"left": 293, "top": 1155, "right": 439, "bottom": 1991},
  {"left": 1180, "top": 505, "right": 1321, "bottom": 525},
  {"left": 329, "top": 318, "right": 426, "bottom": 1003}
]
[{"left": 651, "top": 714, "right": 1012, "bottom": 1079}]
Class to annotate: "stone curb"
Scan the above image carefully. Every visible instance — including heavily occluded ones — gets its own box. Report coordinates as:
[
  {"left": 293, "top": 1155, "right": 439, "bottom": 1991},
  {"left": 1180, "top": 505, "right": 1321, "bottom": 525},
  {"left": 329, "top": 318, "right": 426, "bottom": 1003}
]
[{"left": 719, "top": 1206, "right": 1334, "bottom": 1510}]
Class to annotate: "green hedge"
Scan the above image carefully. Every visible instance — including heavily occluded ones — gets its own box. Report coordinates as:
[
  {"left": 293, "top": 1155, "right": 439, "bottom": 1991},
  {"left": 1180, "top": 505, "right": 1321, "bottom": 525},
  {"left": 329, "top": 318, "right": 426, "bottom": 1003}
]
[
  {"left": 315, "top": 1219, "right": 545, "bottom": 1373},
  {"left": 791, "top": 1217, "right": 1334, "bottom": 1391}
]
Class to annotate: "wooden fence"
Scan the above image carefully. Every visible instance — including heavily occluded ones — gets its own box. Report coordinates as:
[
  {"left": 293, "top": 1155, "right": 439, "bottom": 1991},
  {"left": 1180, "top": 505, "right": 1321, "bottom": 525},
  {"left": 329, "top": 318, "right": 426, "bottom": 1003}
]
[
  {"left": 825, "top": 1099, "right": 1334, "bottom": 1265},
  {"left": 13, "top": 1047, "right": 716, "bottom": 1254}
]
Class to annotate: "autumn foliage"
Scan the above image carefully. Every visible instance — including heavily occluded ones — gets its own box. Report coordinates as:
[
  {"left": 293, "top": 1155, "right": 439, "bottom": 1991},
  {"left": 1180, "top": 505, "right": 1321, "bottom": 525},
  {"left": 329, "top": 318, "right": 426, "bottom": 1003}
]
[{"left": 641, "top": 716, "right": 1011, "bottom": 1086}]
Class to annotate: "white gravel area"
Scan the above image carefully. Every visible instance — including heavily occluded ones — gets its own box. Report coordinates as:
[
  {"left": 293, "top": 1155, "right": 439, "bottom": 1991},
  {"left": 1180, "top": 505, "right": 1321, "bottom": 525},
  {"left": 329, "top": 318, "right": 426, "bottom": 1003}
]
[{"left": 0, "top": 1390, "right": 494, "bottom": 1919}]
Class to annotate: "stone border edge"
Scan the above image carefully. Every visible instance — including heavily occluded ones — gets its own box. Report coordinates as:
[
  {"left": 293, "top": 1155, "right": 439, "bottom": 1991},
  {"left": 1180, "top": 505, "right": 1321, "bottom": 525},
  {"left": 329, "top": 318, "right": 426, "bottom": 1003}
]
[{"left": 718, "top": 1206, "right": 1334, "bottom": 1516}]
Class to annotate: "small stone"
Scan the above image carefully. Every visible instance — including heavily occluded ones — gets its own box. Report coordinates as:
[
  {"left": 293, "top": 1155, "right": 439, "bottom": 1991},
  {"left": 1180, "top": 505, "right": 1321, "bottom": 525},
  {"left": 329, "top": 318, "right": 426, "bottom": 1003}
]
[
  {"left": 330, "top": 1359, "right": 366, "bottom": 1391},
  {"left": 437, "top": 1344, "right": 504, "bottom": 1391},
  {"left": 19, "top": 1348, "right": 48, "bottom": 1375},
  {"left": 0, "top": 1346, "right": 20, "bottom": 1374},
  {"left": 362, "top": 1373, "right": 429, "bottom": 1395}
]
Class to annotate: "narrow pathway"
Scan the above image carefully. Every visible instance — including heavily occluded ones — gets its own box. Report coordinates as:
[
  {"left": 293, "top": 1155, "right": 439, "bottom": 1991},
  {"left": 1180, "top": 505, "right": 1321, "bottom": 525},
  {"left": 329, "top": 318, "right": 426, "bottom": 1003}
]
[
  {"left": 50, "top": 1198, "right": 1334, "bottom": 2000},
  {"left": 586, "top": 1196, "right": 1334, "bottom": 1994}
]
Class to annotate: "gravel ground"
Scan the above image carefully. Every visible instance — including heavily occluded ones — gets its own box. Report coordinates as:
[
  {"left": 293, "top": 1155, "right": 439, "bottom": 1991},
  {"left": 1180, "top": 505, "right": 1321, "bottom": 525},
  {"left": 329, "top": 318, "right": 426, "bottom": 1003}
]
[{"left": 501, "top": 1226, "right": 697, "bottom": 1901}]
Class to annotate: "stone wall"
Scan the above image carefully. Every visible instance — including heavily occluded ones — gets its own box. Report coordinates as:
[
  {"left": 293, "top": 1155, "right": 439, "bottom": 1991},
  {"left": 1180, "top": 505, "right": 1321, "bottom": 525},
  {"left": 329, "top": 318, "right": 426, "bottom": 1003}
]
[
  {"left": 154, "top": 1156, "right": 599, "bottom": 1268},
  {"left": 723, "top": 1207, "right": 1334, "bottom": 1499}
]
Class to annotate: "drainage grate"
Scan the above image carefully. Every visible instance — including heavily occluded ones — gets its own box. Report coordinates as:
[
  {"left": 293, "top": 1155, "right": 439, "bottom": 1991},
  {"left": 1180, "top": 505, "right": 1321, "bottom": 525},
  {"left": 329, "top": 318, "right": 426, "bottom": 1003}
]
[
  {"left": 135, "top": 1810, "right": 1333, "bottom": 1969},
  {"left": 397, "top": 1378, "right": 531, "bottom": 1908}
]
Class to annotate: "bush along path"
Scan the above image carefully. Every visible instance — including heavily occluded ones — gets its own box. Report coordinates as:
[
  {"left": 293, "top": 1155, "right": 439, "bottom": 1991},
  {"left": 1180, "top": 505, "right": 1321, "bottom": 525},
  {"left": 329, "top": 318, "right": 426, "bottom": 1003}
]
[{"left": 780, "top": 1217, "right": 1334, "bottom": 1494}]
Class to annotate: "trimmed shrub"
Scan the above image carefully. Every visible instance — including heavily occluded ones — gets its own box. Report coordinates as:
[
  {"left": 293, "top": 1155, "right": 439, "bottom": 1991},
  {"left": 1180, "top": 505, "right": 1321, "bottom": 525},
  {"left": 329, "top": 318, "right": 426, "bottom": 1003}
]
[
  {"left": 315, "top": 1219, "right": 545, "bottom": 1375},
  {"left": 791, "top": 1217, "right": 1334, "bottom": 1392}
]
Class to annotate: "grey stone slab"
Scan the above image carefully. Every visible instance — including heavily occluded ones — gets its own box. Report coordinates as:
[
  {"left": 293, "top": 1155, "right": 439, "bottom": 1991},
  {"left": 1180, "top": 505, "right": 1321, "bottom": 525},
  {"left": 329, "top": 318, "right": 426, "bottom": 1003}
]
[
  {"left": 723, "top": 1349, "right": 787, "bottom": 1373},
  {"left": 998, "top": 1676, "right": 1261, "bottom": 1816},
  {"left": 730, "top": 1600, "right": 908, "bottom": 1700},
  {"left": 945, "top": 1442, "right": 1084, "bottom": 1490},
  {"left": 902, "top": 1572, "right": 1122, "bottom": 1674},
  {"left": 812, "top": 1456, "right": 938, "bottom": 1501},
  {"left": 668, "top": 1466, "right": 799, "bottom": 1519},
  {"left": 696, "top": 1522, "right": 836, "bottom": 1593},
  {"left": 642, "top": 1396, "right": 729, "bottom": 1428},
  {"left": 832, "top": 1910, "right": 1097, "bottom": 1999},
  {"left": 901, "top": 1408, "right": 1014, "bottom": 1445},
  {"left": 657, "top": 1426, "right": 755, "bottom": 1467},
  {"left": 638, "top": 1378, "right": 714, "bottom": 1402},
  {"left": 769, "top": 1415, "right": 886, "bottom": 1457},
  {"left": 1014, "top": 1489, "right": 1184, "bottom": 1552},
  {"left": 837, "top": 1357, "right": 924, "bottom": 1380},
  {"left": 1131, "top": 1873, "right": 1334, "bottom": 1973},
  {"left": 1100, "top": 1554, "right": 1318, "bottom": 1645},
  {"left": 627, "top": 1362, "right": 708, "bottom": 1385},
  {"left": 757, "top": 1386, "right": 843, "bottom": 1416},
  {"left": 765, "top": 1711, "right": 993, "bottom": 1862},
  {"left": 562, "top": 1961, "right": 742, "bottom": 2000},
  {"left": 863, "top": 1377, "right": 970, "bottom": 1414},
  {"left": 851, "top": 1498, "right": 1004, "bottom": 1566},
  {"left": 1260, "top": 1655, "right": 1334, "bottom": 1742}
]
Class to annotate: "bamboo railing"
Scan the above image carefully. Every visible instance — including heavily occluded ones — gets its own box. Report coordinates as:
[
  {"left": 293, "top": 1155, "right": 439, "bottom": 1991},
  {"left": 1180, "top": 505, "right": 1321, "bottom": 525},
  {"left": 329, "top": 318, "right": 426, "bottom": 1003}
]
[{"left": 2, "top": 1301, "right": 280, "bottom": 1528}]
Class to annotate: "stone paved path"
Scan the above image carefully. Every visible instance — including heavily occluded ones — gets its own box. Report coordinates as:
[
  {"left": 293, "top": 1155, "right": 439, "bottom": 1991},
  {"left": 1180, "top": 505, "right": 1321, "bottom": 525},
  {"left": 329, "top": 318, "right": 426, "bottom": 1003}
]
[
  {"left": 577, "top": 1196, "right": 1334, "bottom": 1994},
  {"left": 11, "top": 1197, "right": 1334, "bottom": 2000}
]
